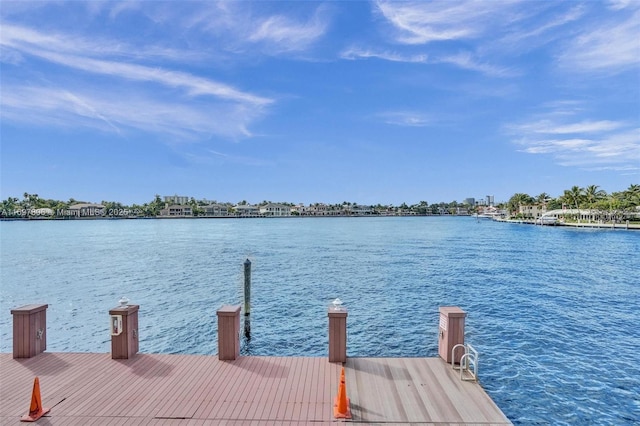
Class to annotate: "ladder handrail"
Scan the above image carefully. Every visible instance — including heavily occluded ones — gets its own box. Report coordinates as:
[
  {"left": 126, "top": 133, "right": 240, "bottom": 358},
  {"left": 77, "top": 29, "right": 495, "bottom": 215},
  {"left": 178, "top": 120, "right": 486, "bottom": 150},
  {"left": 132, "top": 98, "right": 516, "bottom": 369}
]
[
  {"left": 451, "top": 343, "right": 466, "bottom": 367},
  {"left": 451, "top": 343, "right": 478, "bottom": 382}
]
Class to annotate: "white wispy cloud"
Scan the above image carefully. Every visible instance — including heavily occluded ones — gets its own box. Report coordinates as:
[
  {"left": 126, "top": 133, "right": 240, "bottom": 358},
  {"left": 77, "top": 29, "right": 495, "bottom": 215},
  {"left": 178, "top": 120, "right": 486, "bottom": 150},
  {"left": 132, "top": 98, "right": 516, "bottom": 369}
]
[
  {"left": 1, "top": 24, "right": 270, "bottom": 107},
  {"left": 0, "top": 23, "right": 195, "bottom": 63},
  {"left": 182, "top": 2, "right": 330, "bottom": 55},
  {"left": 369, "top": 1, "right": 524, "bottom": 76},
  {"left": 371, "top": 1, "right": 639, "bottom": 78},
  {"left": 436, "top": 52, "right": 517, "bottom": 77},
  {"left": 248, "top": 11, "right": 329, "bottom": 53},
  {"left": 555, "top": 129, "right": 640, "bottom": 169},
  {"left": 340, "top": 46, "right": 427, "bottom": 63},
  {"left": 506, "top": 107, "right": 640, "bottom": 171},
  {"left": 1, "top": 85, "right": 262, "bottom": 140},
  {"left": 0, "top": 22, "right": 273, "bottom": 140},
  {"left": 557, "top": 9, "right": 640, "bottom": 73},
  {"left": 375, "top": 0, "right": 512, "bottom": 45},
  {"left": 607, "top": 0, "right": 636, "bottom": 11},
  {"left": 510, "top": 120, "right": 624, "bottom": 135},
  {"left": 495, "top": 5, "right": 585, "bottom": 52}
]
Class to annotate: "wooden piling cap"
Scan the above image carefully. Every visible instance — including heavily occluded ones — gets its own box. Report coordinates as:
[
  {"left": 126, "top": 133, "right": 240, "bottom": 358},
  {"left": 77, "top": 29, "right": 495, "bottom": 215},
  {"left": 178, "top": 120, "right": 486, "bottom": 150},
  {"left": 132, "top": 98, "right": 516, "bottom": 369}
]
[
  {"left": 439, "top": 306, "right": 466, "bottom": 317},
  {"left": 11, "top": 304, "right": 48, "bottom": 314},
  {"left": 217, "top": 305, "right": 241, "bottom": 316},
  {"left": 109, "top": 304, "right": 139, "bottom": 315}
]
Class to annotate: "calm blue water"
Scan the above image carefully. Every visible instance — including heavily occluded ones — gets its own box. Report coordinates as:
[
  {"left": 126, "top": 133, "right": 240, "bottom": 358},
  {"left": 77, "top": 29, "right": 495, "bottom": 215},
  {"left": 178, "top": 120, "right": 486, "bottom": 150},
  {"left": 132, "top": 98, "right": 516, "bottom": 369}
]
[{"left": 1, "top": 217, "right": 638, "bottom": 424}]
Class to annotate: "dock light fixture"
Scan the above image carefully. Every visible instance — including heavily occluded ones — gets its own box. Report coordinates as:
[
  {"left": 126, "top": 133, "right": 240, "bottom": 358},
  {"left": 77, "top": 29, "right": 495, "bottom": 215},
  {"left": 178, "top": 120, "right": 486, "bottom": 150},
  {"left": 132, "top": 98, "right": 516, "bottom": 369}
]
[
  {"left": 332, "top": 298, "right": 343, "bottom": 310},
  {"left": 118, "top": 296, "right": 129, "bottom": 308}
]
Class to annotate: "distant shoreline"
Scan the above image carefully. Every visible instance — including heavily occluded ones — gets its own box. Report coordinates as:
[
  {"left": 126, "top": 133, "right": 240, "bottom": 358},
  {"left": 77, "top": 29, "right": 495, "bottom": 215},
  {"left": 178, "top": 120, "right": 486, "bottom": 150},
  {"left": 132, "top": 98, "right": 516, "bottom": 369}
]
[
  {"left": 0, "top": 213, "right": 469, "bottom": 221},
  {"left": 2, "top": 214, "right": 639, "bottom": 230}
]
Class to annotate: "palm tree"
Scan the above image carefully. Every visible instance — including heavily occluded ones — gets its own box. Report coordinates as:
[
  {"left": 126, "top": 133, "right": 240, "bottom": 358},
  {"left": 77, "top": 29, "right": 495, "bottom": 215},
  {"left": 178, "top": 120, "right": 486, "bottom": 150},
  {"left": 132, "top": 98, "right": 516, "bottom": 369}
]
[
  {"left": 535, "top": 193, "right": 551, "bottom": 212},
  {"left": 507, "top": 193, "right": 533, "bottom": 216},
  {"left": 559, "top": 186, "right": 585, "bottom": 222},
  {"left": 624, "top": 184, "right": 640, "bottom": 207},
  {"left": 560, "top": 186, "right": 582, "bottom": 209},
  {"left": 584, "top": 185, "right": 606, "bottom": 207},
  {"left": 581, "top": 185, "right": 606, "bottom": 222}
]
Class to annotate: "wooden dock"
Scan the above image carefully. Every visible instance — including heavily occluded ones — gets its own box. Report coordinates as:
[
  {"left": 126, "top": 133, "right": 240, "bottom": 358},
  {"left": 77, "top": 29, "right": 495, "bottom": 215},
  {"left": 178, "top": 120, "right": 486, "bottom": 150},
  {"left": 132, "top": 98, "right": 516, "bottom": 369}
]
[{"left": 0, "top": 352, "right": 511, "bottom": 425}]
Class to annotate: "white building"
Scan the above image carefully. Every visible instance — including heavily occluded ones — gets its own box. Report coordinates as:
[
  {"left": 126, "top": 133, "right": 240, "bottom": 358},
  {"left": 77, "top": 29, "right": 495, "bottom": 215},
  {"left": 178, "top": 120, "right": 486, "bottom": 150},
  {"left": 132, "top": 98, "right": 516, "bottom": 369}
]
[
  {"left": 202, "top": 204, "right": 229, "bottom": 216},
  {"left": 160, "top": 205, "right": 192, "bottom": 216},
  {"left": 518, "top": 204, "right": 546, "bottom": 219},
  {"left": 260, "top": 203, "right": 291, "bottom": 216},
  {"left": 164, "top": 195, "right": 190, "bottom": 205},
  {"left": 235, "top": 204, "right": 260, "bottom": 216},
  {"left": 350, "top": 204, "right": 373, "bottom": 215},
  {"left": 307, "top": 203, "right": 330, "bottom": 216},
  {"left": 290, "top": 204, "right": 307, "bottom": 215}
]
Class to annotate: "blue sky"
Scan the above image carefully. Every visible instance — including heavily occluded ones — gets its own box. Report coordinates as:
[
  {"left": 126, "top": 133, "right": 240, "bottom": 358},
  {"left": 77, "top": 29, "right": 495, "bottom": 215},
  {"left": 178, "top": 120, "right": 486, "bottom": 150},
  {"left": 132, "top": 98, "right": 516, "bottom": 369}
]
[{"left": 1, "top": 1, "right": 638, "bottom": 206}]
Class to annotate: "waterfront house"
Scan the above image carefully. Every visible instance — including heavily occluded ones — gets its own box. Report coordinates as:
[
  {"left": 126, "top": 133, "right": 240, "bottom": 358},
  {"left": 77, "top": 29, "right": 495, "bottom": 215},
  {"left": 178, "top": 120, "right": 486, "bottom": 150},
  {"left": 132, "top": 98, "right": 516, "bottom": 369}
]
[
  {"left": 307, "top": 203, "right": 336, "bottom": 216},
  {"left": 259, "top": 203, "right": 291, "bottom": 217},
  {"left": 160, "top": 204, "right": 193, "bottom": 216},
  {"left": 290, "top": 204, "right": 307, "bottom": 215},
  {"left": 348, "top": 204, "right": 373, "bottom": 215},
  {"left": 518, "top": 204, "right": 546, "bottom": 220},
  {"left": 202, "top": 204, "right": 229, "bottom": 217},
  {"left": 234, "top": 204, "right": 260, "bottom": 217},
  {"left": 307, "top": 204, "right": 324, "bottom": 215}
]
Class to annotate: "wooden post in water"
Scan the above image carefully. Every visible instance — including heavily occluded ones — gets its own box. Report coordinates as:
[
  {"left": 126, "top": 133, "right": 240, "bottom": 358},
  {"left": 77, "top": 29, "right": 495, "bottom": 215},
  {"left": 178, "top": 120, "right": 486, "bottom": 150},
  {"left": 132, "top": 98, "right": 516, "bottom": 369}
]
[{"left": 244, "top": 258, "right": 251, "bottom": 339}]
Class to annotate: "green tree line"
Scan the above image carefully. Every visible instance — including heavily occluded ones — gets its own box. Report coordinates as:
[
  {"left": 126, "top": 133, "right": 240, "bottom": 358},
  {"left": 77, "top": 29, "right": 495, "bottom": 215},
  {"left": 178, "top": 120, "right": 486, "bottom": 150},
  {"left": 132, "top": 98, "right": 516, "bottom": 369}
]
[
  {"left": 2, "top": 184, "right": 638, "bottom": 218},
  {"left": 505, "top": 184, "right": 640, "bottom": 219}
]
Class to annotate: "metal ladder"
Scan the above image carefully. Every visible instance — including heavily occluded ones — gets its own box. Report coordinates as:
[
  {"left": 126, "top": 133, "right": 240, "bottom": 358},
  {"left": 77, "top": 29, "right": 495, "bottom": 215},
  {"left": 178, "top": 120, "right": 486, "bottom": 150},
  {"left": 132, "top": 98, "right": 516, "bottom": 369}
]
[{"left": 451, "top": 343, "right": 478, "bottom": 382}]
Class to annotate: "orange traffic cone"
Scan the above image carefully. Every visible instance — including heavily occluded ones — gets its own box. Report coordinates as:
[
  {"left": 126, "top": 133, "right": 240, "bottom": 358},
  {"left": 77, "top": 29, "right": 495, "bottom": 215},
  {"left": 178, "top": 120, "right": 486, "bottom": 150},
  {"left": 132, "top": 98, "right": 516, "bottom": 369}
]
[
  {"left": 21, "top": 377, "right": 50, "bottom": 422},
  {"left": 333, "top": 367, "right": 352, "bottom": 419}
]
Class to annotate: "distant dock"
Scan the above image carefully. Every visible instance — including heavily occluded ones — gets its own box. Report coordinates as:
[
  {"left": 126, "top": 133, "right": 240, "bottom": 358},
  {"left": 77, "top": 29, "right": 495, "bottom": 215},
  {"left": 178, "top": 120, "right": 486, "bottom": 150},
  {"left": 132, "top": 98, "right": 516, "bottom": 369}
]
[{"left": 494, "top": 218, "right": 640, "bottom": 230}]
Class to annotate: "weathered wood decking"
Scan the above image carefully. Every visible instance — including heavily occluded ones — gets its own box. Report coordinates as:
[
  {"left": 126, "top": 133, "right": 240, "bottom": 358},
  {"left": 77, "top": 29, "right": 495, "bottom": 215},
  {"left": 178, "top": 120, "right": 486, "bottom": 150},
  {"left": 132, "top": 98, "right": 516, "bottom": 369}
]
[{"left": 0, "top": 353, "right": 511, "bottom": 425}]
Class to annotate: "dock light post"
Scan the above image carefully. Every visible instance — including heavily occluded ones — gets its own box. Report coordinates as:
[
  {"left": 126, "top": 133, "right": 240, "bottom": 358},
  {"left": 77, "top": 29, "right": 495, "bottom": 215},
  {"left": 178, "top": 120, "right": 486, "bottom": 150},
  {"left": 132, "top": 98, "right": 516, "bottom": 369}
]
[
  {"left": 109, "top": 298, "right": 139, "bottom": 359},
  {"left": 328, "top": 298, "right": 347, "bottom": 363},
  {"left": 244, "top": 259, "right": 251, "bottom": 339}
]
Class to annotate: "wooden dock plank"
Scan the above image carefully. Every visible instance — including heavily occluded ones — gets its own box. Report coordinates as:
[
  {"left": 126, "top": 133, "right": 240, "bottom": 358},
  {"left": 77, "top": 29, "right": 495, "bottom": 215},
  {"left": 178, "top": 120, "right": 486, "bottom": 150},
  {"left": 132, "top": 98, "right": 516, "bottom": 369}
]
[
  {"left": 244, "top": 356, "right": 279, "bottom": 420},
  {"left": 392, "top": 358, "right": 432, "bottom": 422},
  {"left": 404, "top": 357, "right": 457, "bottom": 422},
  {"left": 153, "top": 354, "right": 212, "bottom": 419},
  {"left": 193, "top": 358, "right": 241, "bottom": 420},
  {"left": 0, "top": 353, "right": 511, "bottom": 425},
  {"left": 222, "top": 356, "right": 265, "bottom": 421}
]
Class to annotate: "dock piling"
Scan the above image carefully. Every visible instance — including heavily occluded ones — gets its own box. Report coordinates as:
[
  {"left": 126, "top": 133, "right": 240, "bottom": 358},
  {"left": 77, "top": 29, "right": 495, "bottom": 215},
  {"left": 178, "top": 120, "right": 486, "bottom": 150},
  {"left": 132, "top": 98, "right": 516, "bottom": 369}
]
[{"left": 244, "top": 259, "right": 251, "bottom": 339}]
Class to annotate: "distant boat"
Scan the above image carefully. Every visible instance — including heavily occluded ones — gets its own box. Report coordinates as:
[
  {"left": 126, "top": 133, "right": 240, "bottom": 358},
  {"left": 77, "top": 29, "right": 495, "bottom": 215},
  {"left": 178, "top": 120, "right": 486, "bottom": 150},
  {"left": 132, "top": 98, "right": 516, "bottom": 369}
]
[
  {"left": 476, "top": 212, "right": 502, "bottom": 220},
  {"left": 536, "top": 217, "right": 558, "bottom": 225}
]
